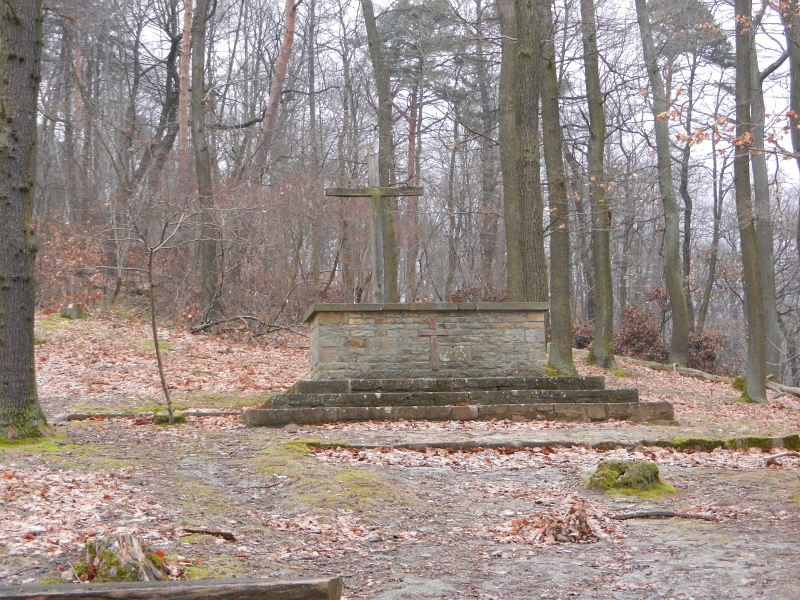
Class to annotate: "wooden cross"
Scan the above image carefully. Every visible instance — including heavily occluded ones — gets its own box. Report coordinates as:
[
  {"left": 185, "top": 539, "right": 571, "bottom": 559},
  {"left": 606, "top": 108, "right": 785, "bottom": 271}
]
[
  {"left": 325, "top": 154, "right": 423, "bottom": 303},
  {"left": 418, "top": 318, "right": 448, "bottom": 371}
]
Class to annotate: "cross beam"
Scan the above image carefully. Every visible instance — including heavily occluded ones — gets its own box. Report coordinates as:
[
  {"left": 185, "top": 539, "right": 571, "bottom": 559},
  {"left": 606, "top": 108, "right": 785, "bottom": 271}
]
[
  {"left": 325, "top": 186, "right": 424, "bottom": 198},
  {"left": 418, "top": 318, "right": 448, "bottom": 371},
  {"left": 324, "top": 154, "right": 424, "bottom": 303}
]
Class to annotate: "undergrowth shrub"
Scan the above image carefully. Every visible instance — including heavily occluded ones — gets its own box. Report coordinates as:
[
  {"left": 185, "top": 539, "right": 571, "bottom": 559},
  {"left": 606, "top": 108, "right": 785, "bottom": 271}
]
[
  {"left": 687, "top": 329, "right": 726, "bottom": 374},
  {"left": 613, "top": 305, "right": 669, "bottom": 363},
  {"left": 572, "top": 320, "right": 594, "bottom": 349}
]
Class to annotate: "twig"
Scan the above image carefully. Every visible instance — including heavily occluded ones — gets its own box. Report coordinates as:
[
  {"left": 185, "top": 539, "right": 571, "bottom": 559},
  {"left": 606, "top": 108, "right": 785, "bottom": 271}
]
[
  {"left": 191, "top": 315, "right": 266, "bottom": 334},
  {"left": 181, "top": 528, "right": 236, "bottom": 541},
  {"left": 610, "top": 511, "right": 716, "bottom": 521},
  {"left": 766, "top": 451, "right": 800, "bottom": 466},
  {"left": 68, "top": 562, "right": 81, "bottom": 582},
  {"left": 253, "top": 324, "right": 309, "bottom": 338}
]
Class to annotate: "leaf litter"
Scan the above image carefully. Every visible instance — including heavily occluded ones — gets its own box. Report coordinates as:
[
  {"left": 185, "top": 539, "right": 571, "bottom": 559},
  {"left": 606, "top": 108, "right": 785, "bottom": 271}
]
[{"left": 0, "top": 315, "right": 797, "bottom": 597}]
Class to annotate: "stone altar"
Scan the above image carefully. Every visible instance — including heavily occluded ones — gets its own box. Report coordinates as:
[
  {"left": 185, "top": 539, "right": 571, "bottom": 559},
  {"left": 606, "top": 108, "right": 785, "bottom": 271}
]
[{"left": 243, "top": 303, "right": 675, "bottom": 427}]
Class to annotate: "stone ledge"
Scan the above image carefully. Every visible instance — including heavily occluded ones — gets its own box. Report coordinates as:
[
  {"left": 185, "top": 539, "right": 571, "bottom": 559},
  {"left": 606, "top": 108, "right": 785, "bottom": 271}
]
[
  {"left": 287, "top": 376, "right": 607, "bottom": 394},
  {"left": 243, "top": 401, "right": 674, "bottom": 427},
  {"left": 268, "top": 389, "right": 638, "bottom": 408},
  {"left": 303, "top": 302, "right": 550, "bottom": 323}
]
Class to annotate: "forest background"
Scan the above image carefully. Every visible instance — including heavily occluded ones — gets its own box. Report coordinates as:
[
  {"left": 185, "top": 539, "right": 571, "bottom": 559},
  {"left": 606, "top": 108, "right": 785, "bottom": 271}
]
[{"left": 33, "top": 0, "right": 800, "bottom": 389}]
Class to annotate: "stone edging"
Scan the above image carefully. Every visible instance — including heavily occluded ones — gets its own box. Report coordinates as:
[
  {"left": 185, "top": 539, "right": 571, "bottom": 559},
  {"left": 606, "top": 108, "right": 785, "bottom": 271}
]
[
  {"left": 303, "top": 302, "right": 550, "bottom": 323},
  {"left": 310, "top": 433, "right": 800, "bottom": 453}
]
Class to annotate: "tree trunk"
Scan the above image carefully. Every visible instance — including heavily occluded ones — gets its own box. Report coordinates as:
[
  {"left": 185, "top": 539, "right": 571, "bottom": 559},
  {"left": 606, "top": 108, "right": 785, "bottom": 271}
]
[
  {"left": 750, "top": 35, "right": 783, "bottom": 381},
  {"left": 733, "top": 0, "right": 767, "bottom": 402},
  {"left": 251, "top": 0, "right": 300, "bottom": 181},
  {"left": 192, "top": 0, "right": 220, "bottom": 320},
  {"left": 635, "top": 0, "right": 690, "bottom": 366},
  {"left": 361, "top": 0, "right": 399, "bottom": 303},
  {"left": 0, "top": 0, "right": 48, "bottom": 439},
  {"left": 580, "top": 0, "right": 615, "bottom": 368},
  {"left": 178, "top": 0, "right": 193, "bottom": 181},
  {"left": 781, "top": 0, "right": 800, "bottom": 263},
  {"left": 497, "top": 0, "right": 521, "bottom": 300},
  {"left": 540, "top": 0, "right": 575, "bottom": 375},
  {"left": 500, "top": 0, "right": 548, "bottom": 303},
  {"left": 679, "top": 57, "right": 699, "bottom": 332}
]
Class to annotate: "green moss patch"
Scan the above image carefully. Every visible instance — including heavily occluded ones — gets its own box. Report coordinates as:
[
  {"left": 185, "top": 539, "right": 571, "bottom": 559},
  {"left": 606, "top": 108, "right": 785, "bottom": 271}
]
[
  {"left": 153, "top": 412, "right": 188, "bottom": 425},
  {"left": 670, "top": 438, "right": 726, "bottom": 452},
  {"left": 36, "top": 317, "right": 75, "bottom": 331},
  {"left": 252, "top": 441, "right": 412, "bottom": 513},
  {"left": 139, "top": 340, "right": 175, "bottom": 352},
  {"left": 187, "top": 391, "right": 271, "bottom": 410},
  {"left": 587, "top": 459, "right": 676, "bottom": 497},
  {"left": 782, "top": 435, "right": 800, "bottom": 450}
]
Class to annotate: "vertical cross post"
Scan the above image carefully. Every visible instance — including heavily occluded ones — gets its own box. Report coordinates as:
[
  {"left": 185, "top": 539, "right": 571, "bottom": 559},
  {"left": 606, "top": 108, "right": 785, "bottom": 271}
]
[
  {"left": 418, "top": 318, "right": 449, "bottom": 371},
  {"left": 367, "top": 154, "right": 384, "bottom": 303}
]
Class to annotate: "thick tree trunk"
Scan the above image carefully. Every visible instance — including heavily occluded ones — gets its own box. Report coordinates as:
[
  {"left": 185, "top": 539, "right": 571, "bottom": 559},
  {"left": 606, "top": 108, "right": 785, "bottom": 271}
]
[
  {"left": 0, "top": 0, "right": 48, "bottom": 439},
  {"left": 635, "top": 0, "right": 690, "bottom": 366},
  {"left": 580, "top": 0, "right": 615, "bottom": 369},
  {"left": 540, "top": 0, "right": 575, "bottom": 375},
  {"left": 500, "top": 0, "right": 548, "bottom": 303},
  {"left": 192, "top": 0, "right": 220, "bottom": 319},
  {"left": 750, "top": 34, "right": 784, "bottom": 381},
  {"left": 361, "top": 0, "right": 399, "bottom": 303},
  {"left": 734, "top": 0, "right": 767, "bottom": 402},
  {"left": 513, "top": 0, "right": 548, "bottom": 303},
  {"left": 497, "top": 0, "right": 522, "bottom": 300}
]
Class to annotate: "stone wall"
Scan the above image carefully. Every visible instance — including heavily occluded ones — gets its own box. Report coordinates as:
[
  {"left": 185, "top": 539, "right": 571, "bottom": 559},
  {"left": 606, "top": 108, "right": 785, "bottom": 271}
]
[{"left": 305, "top": 303, "right": 549, "bottom": 380}]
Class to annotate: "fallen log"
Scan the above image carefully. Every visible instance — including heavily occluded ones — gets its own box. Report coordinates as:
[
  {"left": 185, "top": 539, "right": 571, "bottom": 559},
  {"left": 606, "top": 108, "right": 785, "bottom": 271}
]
[{"left": 0, "top": 577, "right": 343, "bottom": 600}]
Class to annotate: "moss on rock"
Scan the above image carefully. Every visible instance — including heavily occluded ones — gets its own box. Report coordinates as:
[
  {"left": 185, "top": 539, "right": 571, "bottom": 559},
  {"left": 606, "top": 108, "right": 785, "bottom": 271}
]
[{"left": 587, "top": 459, "right": 675, "bottom": 496}]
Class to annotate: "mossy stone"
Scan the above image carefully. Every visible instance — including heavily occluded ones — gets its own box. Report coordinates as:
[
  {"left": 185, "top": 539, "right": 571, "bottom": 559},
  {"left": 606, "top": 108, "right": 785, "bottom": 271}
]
[{"left": 587, "top": 459, "right": 675, "bottom": 496}]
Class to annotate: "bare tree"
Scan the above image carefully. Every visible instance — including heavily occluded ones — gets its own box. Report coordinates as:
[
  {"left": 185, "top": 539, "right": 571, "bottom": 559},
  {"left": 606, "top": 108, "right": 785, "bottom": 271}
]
[
  {"left": 580, "top": 0, "right": 615, "bottom": 369},
  {"left": 733, "top": 0, "right": 766, "bottom": 401},
  {"left": 635, "top": 0, "right": 690, "bottom": 366},
  {"left": 192, "top": 0, "right": 220, "bottom": 319}
]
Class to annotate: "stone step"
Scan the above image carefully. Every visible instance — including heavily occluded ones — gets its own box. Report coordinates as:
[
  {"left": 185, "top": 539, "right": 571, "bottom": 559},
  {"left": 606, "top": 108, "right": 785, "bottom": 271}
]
[
  {"left": 243, "top": 401, "right": 674, "bottom": 428},
  {"left": 286, "top": 376, "right": 605, "bottom": 395},
  {"left": 267, "top": 388, "right": 637, "bottom": 409}
]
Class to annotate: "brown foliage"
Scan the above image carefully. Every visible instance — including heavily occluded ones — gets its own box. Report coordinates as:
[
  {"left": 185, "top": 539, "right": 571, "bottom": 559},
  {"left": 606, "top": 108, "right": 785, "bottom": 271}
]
[
  {"left": 613, "top": 305, "right": 669, "bottom": 363},
  {"left": 688, "top": 329, "right": 727, "bottom": 374},
  {"left": 572, "top": 320, "right": 594, "bottom": 349}
]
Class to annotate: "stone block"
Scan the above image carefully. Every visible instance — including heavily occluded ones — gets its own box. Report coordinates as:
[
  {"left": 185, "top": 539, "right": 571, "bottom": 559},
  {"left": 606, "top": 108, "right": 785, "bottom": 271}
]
[
  {"left": 369, "top": 338, "right": 398, "bottom": 355},
  {"left": 440, "top": 345, "right": 470, "bottom": 363},
  {"left": 553, "top": 403, "right": 589, "bottom": 422},
  {"left": 346, "top": 338, "right": 367, "bottom": 348},
  {"left": 586, "top": 403, "right": 609, "bottom": 421},
  {"left": 316, "top": 312, "right": 348, "bottom": 325}
]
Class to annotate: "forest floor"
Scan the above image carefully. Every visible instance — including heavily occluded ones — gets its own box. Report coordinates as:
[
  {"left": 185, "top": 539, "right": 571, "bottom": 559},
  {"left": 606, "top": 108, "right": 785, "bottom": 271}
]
[{"left": 1, "top": 312, "right": 800, "bottom": 599}]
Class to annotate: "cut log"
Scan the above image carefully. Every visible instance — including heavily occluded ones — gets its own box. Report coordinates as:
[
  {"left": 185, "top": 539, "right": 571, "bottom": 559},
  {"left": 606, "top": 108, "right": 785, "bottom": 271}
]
[{"left": 0, "top": 577, "right": 343, "bottom": 600}]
